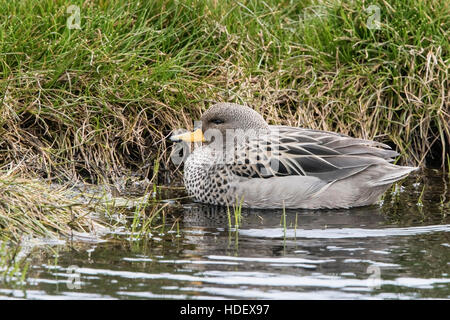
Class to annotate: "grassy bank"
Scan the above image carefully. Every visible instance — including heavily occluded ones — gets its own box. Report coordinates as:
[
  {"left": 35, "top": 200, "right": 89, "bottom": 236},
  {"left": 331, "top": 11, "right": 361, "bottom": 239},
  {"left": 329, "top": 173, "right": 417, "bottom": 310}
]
[
  {"left": 1, "top": 0, "right": 449, "bottom": 183},
  {"left": 0, "top": 0, "right": 449, "bottom": 242}
]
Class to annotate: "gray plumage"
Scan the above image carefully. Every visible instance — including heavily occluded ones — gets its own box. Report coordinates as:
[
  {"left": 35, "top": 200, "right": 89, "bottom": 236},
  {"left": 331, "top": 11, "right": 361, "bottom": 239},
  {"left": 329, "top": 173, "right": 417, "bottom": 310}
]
[{"left": 175, "top": 103, "right": 418, "bottom": 209}]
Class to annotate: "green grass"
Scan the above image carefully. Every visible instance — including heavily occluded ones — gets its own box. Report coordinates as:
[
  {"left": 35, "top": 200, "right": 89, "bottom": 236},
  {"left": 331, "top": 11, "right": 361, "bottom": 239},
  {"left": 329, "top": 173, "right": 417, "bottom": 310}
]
[
  {"left": 233, "top": 196, "right": 244, "bottom": 227},
  {"left": 130, "top": 201, "right": 170, "bottom": 240},
  {"left": 226, "top": 196, "right": 243, "bottom": 229},
  {"left": 0, "top": 242, "right": 29, "bottom": 287},
  {"left": 0, "top": 0, "right": 448, "bottom": 185},
  {"left": 282, "top": 203, "right": 287, "bottom": 240},
  {"left": 0, "top": 0, "right": 449, "bottom": 240}
]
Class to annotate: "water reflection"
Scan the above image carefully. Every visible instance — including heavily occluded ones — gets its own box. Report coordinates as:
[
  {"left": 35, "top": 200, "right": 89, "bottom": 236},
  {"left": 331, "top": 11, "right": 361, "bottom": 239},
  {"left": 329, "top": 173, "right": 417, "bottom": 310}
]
[{"left": 0, "top": 170, "right": 449, "bottom": 299}]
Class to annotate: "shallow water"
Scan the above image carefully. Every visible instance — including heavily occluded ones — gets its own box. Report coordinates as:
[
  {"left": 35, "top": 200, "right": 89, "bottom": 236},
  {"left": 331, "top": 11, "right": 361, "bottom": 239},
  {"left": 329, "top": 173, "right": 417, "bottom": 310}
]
[{"left": 0, "top": 169, "right": 449, "bottom": 299}]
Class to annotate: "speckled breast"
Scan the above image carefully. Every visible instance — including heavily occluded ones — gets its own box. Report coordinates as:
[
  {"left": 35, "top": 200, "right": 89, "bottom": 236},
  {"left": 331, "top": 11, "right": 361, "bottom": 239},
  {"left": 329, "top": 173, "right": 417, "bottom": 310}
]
[{"left": 183, "top": 146, "right": 234, "bottom": 206}]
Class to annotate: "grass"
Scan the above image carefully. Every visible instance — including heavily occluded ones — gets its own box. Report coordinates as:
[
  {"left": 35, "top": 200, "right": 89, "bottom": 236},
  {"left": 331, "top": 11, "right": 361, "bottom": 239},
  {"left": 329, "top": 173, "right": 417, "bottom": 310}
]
[
  {"left": 227, "top": 196, "right": 244, "bottom": 229},
  {"left": 233, "top": 196, "right": 244, "bottom": 227},
  {"left": 294, "top": 212, "right": 298, "bottom": 241},
  {"left": 0, "top": 0, "right": 449, "bottom": 240},
  {"left": 129, "top": 200, "right": 171, "bottom": 242},
  {"left": 0, "top": 164, "right": 181, "bottom": 243},
  {"left": 226, "top": 197, "right": 244, "bottom": 252},
  {"left": 0, "top": 0, "right": 448, "bottom": 185},
  {"left": 0, "top": 170, "right": 108, "bottom": 242},
  {"left": 0, "top": 242, "right": 29, "bottom": 287},
  {"left": 282, "top": 203, "right": 287, "bottom": 240}
]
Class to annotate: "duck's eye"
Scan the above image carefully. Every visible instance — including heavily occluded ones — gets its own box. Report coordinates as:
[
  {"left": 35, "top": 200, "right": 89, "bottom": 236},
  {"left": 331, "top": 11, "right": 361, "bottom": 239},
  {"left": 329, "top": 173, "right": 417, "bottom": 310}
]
[{"left": 210, "top": 119, "right": 224, "bottom": 125}]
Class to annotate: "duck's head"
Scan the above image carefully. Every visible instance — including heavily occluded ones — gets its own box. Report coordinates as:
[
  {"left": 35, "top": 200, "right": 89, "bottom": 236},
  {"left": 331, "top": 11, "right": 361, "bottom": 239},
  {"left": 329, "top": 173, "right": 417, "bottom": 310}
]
[{"left": 170, "top": 103, "right": 269, "bottom": 144}]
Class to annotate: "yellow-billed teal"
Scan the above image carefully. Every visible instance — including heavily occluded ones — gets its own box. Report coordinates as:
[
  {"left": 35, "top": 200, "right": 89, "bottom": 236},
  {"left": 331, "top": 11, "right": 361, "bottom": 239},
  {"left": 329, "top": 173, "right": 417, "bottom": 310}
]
[{"left": 170, "top": 103, "right": 417, "bottom": 209}]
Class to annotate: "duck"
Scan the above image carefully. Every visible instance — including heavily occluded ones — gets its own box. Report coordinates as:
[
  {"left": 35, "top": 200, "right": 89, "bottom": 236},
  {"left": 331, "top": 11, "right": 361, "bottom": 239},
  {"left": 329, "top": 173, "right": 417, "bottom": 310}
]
[{"left": 170, "top": 103, "right": 418, "bottom": 209}]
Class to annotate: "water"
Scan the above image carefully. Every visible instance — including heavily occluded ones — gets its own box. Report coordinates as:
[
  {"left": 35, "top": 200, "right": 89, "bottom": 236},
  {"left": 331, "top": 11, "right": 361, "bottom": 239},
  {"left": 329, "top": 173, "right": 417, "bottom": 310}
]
[{"left": 0, "top": 169, "right": 449, "bottom": 299}]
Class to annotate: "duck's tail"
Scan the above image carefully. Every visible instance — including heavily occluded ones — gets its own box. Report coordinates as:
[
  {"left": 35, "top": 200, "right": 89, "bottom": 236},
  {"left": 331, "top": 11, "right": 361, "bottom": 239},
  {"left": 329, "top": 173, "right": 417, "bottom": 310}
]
[{"left": 369, "top": 164, "right": 419, "bottom": 187}]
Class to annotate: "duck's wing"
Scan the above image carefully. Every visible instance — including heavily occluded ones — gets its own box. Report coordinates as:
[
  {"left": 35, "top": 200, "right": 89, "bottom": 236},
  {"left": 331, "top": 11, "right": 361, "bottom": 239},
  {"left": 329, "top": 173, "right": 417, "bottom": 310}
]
[{"left": 228, "top": 126, "right": 399, "bottom": 183}]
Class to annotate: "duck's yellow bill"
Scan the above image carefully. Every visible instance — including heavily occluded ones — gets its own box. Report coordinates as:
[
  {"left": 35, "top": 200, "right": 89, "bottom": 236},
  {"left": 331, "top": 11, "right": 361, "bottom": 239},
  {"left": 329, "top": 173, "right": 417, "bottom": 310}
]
[{"left": 170, "top": 128, "right": 205, "bottom": 143}]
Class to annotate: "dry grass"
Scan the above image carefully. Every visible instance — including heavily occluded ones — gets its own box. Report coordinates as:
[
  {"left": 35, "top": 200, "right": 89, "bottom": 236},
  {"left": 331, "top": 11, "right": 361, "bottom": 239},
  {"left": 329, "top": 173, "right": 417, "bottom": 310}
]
[{"left": 0, "top": 169, "right": 107, "bottom": 242}]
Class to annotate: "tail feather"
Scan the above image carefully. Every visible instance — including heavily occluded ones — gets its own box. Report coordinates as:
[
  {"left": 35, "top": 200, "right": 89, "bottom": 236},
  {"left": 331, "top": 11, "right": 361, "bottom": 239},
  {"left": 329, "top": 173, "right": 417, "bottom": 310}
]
[{"left": 370, "top": 165, "right": 418, "bottom": 187}]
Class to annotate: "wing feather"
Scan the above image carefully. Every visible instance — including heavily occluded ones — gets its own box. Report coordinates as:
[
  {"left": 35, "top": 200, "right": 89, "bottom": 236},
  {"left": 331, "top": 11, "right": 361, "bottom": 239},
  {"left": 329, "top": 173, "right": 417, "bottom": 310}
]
[{"left": 227, "top": 126, "right": 397, "bottom": 182}]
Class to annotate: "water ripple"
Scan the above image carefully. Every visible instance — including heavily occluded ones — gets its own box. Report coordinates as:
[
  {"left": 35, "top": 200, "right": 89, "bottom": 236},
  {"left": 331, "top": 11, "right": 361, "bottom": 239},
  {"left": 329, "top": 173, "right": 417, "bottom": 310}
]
[{"left": 239, "top": 224, "right": 450, "bottom": 239}]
